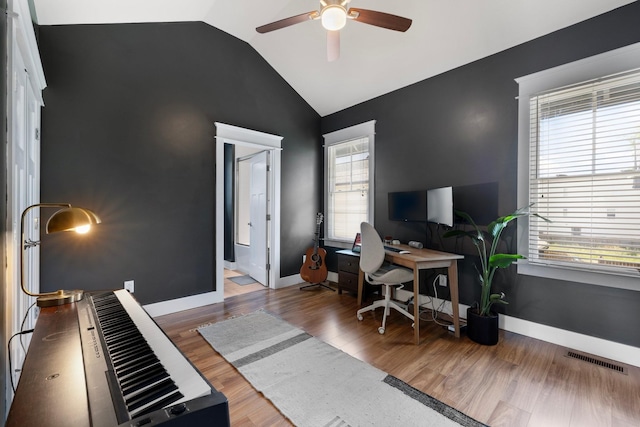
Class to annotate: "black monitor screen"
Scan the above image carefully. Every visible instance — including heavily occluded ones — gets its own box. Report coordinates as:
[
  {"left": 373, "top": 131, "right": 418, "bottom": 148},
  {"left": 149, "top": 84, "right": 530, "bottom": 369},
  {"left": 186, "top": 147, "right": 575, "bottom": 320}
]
[
  {"left": 388, "top": 190, "right": 427, "bottom": 222},
  {"left": 452, "top": 182, "right": 499, "bottom": 226}
]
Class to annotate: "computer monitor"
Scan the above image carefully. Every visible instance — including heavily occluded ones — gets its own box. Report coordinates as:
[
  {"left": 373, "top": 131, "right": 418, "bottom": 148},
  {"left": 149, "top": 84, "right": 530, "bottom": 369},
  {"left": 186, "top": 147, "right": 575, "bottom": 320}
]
[
  {"left": 351, "top": 233, "right": 362, "bottom": 253},
  {"left": 427, "top": 186, "right": 453, "bottom": 227},
  {"left": 452, "top": 182, "right": 499, "bottom": 226},
  {"left": 388, "top": 190, "right": 427, "bottom": 222}
]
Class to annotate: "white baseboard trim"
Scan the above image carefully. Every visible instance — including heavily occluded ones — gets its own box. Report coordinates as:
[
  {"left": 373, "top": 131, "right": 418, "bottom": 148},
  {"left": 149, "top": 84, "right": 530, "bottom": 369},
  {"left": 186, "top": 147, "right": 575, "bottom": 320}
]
[
  {"left": 327, "top": 272, "right": 338, "bottom": 283},
  {"left": 144, "top": 273, "right": 310, "bottom": 316},
  {"left": 501, "top": 315, "right": 640, "bottom": 368},
  {"left": 274, "top": 274, "right": 304, "bottom": 289},
  {"left": 278, "top": 272, "right": 338, "bottom": 289},
  {"left": 144, "top": 291, "right": 223, "bottom": 317},
  {"left": 394, "top": 288, "right": 640, "bottom": 368},
  {"left": 223, "top": 260, "right": 237, "bottom": 270}
]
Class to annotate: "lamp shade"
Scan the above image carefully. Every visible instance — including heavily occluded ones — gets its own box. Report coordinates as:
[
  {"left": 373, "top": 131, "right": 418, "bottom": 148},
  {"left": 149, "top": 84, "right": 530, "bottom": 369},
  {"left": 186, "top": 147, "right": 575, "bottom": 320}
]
[
  {"left": 46, "top": 207, "right": 101, "bottom": 234},
  {"left": 321, "top": 5, "right": 347, "bottom": 31},
  {"left": 20, "top": 203, "right": 102, "bottom": 307}
]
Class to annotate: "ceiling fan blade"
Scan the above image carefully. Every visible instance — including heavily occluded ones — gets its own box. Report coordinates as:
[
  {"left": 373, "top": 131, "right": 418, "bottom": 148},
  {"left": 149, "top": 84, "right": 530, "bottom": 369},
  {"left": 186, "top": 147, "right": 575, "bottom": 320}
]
[
  {"left": 256, "top": 11, "right": 319, "bottom": 34},
  {"left": 348, "top": 8, "right": 412, "bottom": 32},
  {"left": 327, "top": 30, "right": 340, "bottom": 62}
]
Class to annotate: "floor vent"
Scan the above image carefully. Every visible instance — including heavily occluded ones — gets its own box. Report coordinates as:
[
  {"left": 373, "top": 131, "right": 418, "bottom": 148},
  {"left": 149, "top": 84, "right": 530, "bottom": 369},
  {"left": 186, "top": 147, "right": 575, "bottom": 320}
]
[{"left": 565, "top": 350, "right": 627, "bottom": 374}]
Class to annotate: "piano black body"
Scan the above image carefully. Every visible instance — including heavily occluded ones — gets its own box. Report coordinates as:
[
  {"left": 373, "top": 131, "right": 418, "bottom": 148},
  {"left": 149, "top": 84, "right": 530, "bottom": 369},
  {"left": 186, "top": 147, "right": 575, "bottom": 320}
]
[{"left": 6, "top": 290, "right": 230, "bottom": 427}]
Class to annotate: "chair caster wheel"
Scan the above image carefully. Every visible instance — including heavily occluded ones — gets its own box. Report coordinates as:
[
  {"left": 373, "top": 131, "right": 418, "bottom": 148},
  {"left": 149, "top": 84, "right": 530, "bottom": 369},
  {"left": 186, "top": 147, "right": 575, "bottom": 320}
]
[
  {"left": 378, "top": 327, "right": 385, "bottom": 334},
  {"left": 357, "top": 314, "right": 363, "bottom": 321}
]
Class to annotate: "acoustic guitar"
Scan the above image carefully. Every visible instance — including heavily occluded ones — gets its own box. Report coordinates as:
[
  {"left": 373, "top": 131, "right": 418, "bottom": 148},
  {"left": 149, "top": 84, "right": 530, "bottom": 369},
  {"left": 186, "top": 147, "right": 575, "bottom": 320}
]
[{"left": 300, "top": 213, "right": 328, "bottom": 284}]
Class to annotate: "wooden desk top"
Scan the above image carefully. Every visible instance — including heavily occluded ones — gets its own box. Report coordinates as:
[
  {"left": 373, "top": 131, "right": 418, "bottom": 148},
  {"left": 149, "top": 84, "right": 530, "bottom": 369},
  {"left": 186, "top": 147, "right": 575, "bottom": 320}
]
[
  {"left": 337, "top": 245, "right": 463, "bottom": 261},
  {"left": 383, "top": 244, "right": 464, "bottom": 262}
]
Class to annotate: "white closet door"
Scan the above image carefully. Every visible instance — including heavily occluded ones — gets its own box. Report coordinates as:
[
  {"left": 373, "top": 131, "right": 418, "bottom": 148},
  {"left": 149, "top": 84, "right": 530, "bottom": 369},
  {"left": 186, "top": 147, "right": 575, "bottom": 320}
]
[
  {"left": 6, "top": 46, "right": 41, "bottom": 400},
  {"left": 5, "top": 0, "right": 45, "bottom": 404},
  {"left": 248, "top": 151, "right": 269, "bottom": 286}
]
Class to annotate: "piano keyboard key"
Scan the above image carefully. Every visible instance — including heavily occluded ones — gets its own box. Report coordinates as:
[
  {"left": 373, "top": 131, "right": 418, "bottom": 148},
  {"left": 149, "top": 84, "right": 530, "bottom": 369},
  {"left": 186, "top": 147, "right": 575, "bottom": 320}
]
[
  {"left": 90, "top": 292, "right": 186, "bottom": 419},
  {"left": 77, "top": 290, "right": 219, "bottom": 426}
]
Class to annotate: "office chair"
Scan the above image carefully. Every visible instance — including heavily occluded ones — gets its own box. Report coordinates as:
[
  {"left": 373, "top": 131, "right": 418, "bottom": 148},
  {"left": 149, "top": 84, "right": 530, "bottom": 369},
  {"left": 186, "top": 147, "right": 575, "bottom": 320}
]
[{"left": 356, "top": 222, "right": 415, "bottom": 334}]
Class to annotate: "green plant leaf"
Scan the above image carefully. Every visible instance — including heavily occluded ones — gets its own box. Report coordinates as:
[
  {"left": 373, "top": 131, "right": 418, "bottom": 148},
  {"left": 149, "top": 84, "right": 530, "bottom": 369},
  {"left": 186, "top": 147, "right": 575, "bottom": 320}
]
[
  {"left": 443, "top": 228, "right": 483, "bottom": 248},
  {"left": 489, "top": 253, "right": 525, "bottom": 268},
  {"left": 452, "top": 210, "right": 478, "bottom": 228},
  {"left": 489, "top": 293, "right": 509, "bottom": 304},
  {"left": 531, "top": 212, "right": 552, "bottom": 223},
  {"left": 487, "top": 221, "right": 499, "bottom": 238},
  {"left": 442, "top": 229, "right": 474, "bottom": 239}
]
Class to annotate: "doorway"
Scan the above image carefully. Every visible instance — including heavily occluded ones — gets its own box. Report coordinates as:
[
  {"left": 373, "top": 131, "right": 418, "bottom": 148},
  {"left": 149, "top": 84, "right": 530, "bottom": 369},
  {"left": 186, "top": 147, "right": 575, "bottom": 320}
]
[{"left": 214, "top": 123, "right": 283, "bottom": 299}]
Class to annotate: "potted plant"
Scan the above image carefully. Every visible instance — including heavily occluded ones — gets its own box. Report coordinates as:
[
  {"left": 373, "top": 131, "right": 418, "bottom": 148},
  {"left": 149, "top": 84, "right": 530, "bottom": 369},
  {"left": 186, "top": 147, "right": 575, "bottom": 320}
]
[{"left": 443, "top": 204, "right": 548, "bottom": 345}]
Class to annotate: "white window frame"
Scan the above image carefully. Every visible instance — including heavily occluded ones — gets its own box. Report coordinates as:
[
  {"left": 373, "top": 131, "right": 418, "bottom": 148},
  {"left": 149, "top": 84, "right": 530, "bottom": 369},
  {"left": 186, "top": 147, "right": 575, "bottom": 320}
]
[
  {"left": 323, "top": 120, "right": 376, "bottom": 247},
  {"left": 516, "top": 42, "right": 640, "bottom": 291}
]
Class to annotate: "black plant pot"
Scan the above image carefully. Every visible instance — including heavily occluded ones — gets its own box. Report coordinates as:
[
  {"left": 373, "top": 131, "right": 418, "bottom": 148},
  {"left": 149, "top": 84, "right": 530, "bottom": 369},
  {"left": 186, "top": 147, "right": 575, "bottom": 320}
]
[{"left": 466, "top": 307, "right": 499, "bottom": 346}]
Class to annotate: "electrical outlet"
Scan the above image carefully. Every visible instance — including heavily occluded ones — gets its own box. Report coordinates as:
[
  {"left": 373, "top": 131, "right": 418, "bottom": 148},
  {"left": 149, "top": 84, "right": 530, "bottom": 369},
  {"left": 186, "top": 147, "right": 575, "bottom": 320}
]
[
  {"left": 438, "top": 274, "right": 447, "bottom": 287},
  {"left": 124, "top": 280, "right": 135, "bottom": 293}
]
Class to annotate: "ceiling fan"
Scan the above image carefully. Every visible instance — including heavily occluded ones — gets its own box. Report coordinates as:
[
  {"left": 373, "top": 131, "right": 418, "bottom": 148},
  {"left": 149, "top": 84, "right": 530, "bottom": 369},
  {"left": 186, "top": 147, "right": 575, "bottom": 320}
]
[{"left": 256, "top": 0, "right": 412, "bottom": 62}]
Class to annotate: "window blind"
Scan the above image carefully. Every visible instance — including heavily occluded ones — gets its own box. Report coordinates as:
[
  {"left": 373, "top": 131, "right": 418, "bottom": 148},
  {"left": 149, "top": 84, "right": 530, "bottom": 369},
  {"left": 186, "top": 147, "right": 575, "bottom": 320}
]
[
  {"left": 527, "top": 68, "right": 640, "bottom": 277},
  {"left": 327, "top": 137, "right": 370, "bottom": 241}
]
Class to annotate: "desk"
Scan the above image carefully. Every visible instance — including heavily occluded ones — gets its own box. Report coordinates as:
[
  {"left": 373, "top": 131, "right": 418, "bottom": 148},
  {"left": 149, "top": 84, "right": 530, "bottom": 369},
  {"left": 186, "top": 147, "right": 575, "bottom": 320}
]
[{"left": 357, "top": 245, "right": 464, "bottom": 345}]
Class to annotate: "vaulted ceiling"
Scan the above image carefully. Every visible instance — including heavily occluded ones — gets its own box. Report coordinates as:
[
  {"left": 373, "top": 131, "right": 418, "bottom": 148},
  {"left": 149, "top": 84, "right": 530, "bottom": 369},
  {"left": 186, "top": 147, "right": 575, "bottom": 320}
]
[{"left": 30, "top": 0, "right": 636, "bottom": 116}]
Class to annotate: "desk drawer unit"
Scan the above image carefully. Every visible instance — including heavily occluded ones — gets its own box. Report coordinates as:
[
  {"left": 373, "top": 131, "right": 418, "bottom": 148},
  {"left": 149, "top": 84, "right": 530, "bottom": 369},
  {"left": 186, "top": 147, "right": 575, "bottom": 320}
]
[{"left": 337, "top": 253, "right": 360, "bottom": 294}]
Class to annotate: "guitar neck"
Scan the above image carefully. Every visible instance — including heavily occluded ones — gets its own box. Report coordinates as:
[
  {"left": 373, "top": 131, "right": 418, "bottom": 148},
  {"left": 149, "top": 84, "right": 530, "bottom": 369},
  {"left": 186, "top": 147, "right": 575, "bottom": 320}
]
[{"left": 313, "top": 221, "right": 321, "bottom": 251}]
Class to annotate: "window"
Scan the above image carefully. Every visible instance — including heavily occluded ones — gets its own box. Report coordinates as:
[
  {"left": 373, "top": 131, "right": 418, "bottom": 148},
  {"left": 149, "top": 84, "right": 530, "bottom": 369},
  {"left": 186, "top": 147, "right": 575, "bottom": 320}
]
[
  {"left": 324, "top": 121, "right": 375, "bottom": 244},
  {"left": 516, "top": 43, "right": 640, "bottom": 290}
]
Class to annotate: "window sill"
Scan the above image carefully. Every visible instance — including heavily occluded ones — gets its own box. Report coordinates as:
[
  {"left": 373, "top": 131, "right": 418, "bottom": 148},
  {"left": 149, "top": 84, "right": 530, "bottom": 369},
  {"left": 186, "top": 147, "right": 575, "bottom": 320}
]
[
  {"left": 323, "top": 239, "right": 352, "bottom": 249},
  {"left": 518, "top": 262, "right": 640, "bottom": 292}
]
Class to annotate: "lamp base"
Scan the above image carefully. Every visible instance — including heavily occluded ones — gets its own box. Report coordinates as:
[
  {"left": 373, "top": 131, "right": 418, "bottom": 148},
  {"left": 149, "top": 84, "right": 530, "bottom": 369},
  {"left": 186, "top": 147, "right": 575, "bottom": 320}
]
[{"left": 36, "top": 289, "right": 84, "bottom": 307}]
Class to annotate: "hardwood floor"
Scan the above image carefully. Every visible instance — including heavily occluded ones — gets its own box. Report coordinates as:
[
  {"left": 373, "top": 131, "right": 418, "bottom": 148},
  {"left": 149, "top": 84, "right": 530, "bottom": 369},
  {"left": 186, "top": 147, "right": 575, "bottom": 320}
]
[
  {"left": 155, "top": 284, "right": 640, "bottom": 427},
  {"left": 223, "top": 269, "right": 267, "bottom": 298}
]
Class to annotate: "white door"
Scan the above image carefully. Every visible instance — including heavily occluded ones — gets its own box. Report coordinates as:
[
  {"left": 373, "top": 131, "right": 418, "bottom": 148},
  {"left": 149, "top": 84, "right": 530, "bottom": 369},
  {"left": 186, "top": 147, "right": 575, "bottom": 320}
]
[
  {"left": 6, "top": 42, "right": 42, "bottom": 400},
  {"left": 248, "top": 151, "right": 269, "bottom": 286}
]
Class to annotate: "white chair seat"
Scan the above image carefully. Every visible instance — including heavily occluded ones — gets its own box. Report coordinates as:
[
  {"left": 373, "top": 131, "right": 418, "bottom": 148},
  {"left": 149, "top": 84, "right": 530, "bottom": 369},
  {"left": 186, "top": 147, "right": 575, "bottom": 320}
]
[{"left": 366, "top": 264, "right": 414, "bottom": 285}]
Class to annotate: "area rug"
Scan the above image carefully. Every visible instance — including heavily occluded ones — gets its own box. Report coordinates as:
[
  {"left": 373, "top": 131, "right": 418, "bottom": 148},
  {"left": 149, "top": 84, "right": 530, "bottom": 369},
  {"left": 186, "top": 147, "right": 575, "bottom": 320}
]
[
  {"left": 229, "top": 274, "right": 257, "bottom": 285},
  {"left": 198, "top": 311, "right": 486, "bottom": 427}
]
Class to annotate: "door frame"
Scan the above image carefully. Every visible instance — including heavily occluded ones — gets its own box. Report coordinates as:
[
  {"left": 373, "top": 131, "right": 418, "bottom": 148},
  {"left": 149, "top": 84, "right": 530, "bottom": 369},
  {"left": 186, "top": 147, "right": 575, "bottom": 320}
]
[{"left": 214, "top": 123, "right": 282, "bottom": 296}]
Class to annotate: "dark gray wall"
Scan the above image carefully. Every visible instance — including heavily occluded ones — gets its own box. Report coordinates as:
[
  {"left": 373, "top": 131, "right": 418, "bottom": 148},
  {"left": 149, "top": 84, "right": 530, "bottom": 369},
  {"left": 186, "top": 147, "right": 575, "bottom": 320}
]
[
  {"left": 322, "top": 2, "right": 640, "bottom": 347},
  {"left": 37, "top": 22, "right": 321, "bottom": 304}
]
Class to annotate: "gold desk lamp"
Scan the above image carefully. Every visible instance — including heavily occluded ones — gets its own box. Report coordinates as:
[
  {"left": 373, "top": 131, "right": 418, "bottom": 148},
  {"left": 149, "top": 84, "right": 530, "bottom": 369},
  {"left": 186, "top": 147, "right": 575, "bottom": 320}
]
[{"left": 20, "top": 203, "right": 101, "bottom": 307}]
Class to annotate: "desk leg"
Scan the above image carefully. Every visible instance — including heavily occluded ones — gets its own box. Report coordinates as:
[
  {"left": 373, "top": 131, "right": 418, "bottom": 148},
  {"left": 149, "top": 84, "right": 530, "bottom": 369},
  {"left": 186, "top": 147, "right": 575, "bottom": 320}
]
[
  {"left": 448, "top": 260, "right": 460, "bottom": 338},
  {"left": 413, "top": 268, "right": 420, "bottom": 345},
  {"left": 357, "top": 269, "right": 364, "bottom": 307}
]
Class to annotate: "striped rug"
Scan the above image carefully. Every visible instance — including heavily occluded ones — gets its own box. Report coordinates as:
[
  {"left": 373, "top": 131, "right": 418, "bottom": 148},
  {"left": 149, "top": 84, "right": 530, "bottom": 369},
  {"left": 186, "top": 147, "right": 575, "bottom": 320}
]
[{"left": 198, "top": 311, "right": 486, "bottom": 427}]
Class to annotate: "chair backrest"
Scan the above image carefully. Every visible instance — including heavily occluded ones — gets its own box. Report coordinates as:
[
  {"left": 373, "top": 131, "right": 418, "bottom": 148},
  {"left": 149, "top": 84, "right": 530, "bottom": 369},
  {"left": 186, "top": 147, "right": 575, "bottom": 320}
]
[{"left": 359, "top": 222, "right": 385, "bottom": 274}]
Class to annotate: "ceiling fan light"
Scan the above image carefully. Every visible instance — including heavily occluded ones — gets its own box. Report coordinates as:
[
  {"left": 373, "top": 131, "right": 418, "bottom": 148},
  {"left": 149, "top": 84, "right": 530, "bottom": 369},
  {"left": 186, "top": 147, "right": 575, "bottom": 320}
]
[{"left": 321, "top": 5, "right": 347, "bottom": 31}]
